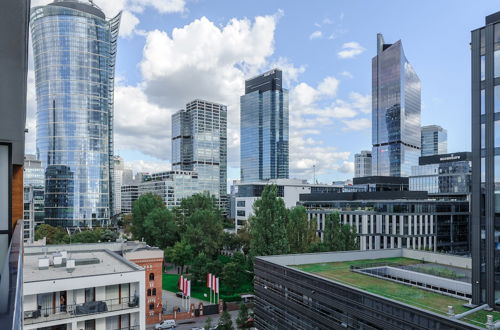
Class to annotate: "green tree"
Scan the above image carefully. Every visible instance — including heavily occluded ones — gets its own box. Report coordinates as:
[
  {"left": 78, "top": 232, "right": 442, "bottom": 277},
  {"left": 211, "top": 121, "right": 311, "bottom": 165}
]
[
  {"left": 248, "top": 185, "right": 289, "bottom": 257},
  {"left": 175, "top": 193, "right": 219, "bottom": 232},
  {"left": 165, "top": 240, "right": 193, "bottom": 274},
  {"left": 35, "top": 224, "right": 68, "bottom": 244},
  {"left": 286, "top": 206, "right": 318, "bottom": 253},
  {"left": 143, "top": 207, "right": 178, "bottom": 249},
  {"left": 236, "top": 303, "right": 250, "bottom": 329},
  {"left": 204, "top": 317, "right": 213, "bottom": 330},
  {"left": 221, "top": 232, "right": 242, "bottom": 252},
  {"left": 184, "top": 208, "right": 223, "bottom": 259},
  {"left": 190, "top": 252, "right": 209, "bottom": 284},
  {"left": 100, "top": 229, "right": 119, "bottom": 242},
  {"left": 71, "top": 229, "right": 102, "bottom": 243},
  {"left": 322, "top": 212, "right": 358, "bottom": 251},
  {"left": 131, "top": 193, "right": 164, "bottom": 240},
  {"left": 218, "top": 310, "right": 234, "bottom": 330}
]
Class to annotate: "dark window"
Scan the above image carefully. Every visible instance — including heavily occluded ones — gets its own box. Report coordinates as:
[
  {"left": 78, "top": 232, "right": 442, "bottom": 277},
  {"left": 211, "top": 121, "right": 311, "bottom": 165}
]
[
  {"left": 237, "top": 210, "right": 245, "bottom": 217},
  {"left": 147, "top": 289, "right": 151, "bottom": 296},
  {"left": 149, "top": 303, "right": 154, "bottom": 310},
  {"left": 152, "top": 288, "right": 156, "bottom": 296},
  {"left": 149, "top": 273, "right": 154, "bottom": 281}
]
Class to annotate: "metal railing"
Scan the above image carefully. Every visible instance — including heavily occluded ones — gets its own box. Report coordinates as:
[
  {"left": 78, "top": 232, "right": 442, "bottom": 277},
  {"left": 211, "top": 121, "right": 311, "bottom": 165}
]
[{"left": 24, "top": 296, "right": 140, "bottom": 325}]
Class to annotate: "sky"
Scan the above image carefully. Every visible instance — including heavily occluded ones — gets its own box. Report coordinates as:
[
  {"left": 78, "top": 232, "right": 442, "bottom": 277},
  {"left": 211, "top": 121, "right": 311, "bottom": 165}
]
[{"left": 26, "top": 0, "right": 500, "bottom": 185}]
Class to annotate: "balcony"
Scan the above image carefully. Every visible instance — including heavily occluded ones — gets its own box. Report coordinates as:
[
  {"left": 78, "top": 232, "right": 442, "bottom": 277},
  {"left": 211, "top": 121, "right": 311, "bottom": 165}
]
[{"left": 23, "top": 296, "right": 140, "bottom": 325}]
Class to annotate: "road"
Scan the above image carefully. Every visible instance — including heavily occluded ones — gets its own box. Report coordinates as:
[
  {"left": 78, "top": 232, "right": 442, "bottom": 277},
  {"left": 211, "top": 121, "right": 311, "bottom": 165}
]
[
  {"left": 162, "top": 290, "right": 207, "bottom": 313},
  {"left": 147, "top": 310, "right": 239, "bottom": 329}
]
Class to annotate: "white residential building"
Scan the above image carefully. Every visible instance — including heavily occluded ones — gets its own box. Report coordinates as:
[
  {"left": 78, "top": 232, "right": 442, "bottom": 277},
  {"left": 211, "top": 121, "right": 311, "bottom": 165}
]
[{"left": 23, "top": 248, "right": 146, "bottom": 330}]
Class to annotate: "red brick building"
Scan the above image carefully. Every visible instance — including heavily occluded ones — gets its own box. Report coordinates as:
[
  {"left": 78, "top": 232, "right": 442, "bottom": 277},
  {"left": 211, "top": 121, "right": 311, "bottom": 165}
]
[{"left": 125, "top": 248, "right": 164, "bottom": 325}]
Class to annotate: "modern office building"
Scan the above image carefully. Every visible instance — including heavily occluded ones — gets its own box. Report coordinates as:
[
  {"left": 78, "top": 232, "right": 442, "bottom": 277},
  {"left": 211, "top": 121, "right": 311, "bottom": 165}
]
[
  {"left": 0, "top": 0, "right": 29, "bottom": 327},
  {"left": 112, "top": 156, "right": 126, "bottom": 216},
  {"left": 345, "top": 176, "right": 409, "bottom": 192},
  {"left": 240, "top": 69, "right": 289, "bottom": 182},
  {"left": 234, "top": 179, "right": 343, "bottom": 231},
  {"left": 471, "top": 11, "right": 500, "bottom": 310},
  {"left": 121, "top": 185, "right": 139, "bottom": 214},
  {"left": 421, "top": 125, "right": 448, "bottom": 156},
  {"left": 138, "top": 171, "right": 202, "bottom": 209},
  {"left": 372, "top": 34, "right": 421, "bottom": 177},
  {"left": 23, "top": 155, "right": 45, "bottom": 243},
  {"left": 23, "top": 247, "right": 146, "bottom": 330},
  {"left": 24, "top": 154, "right": 45, "bottom": 187},
  {"left": 410, "top": 152, "right": 472, "bottom": 197},
  {"left": 172, "top": 100, "right": 227, "bottom": 211},
  {"left": 255, "top": 249, "right": 483, "bottom": 329},
  {"left": 300, "top": 191, "right": 470, "bottom": 254},
  {"left": 354, "top": 150, "right": 372, "bottom": 178},
  {"left": 31, "top": 0, "right": 121, "bottom": 228}
]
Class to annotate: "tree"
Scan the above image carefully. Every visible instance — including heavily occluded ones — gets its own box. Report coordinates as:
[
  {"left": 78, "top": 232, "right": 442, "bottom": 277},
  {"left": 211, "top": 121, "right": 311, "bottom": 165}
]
[
  {"left": 131, "top": 193, "right": 164, "bottom": 240},
  {"left": 165, "top": 240, "right": 193, "bottom": 274},
  {"left": 204, "top": 317, "right": 213, "bottom": 330},
  {"left": 286, "top": 206, "right": 318, "bottom": 253},
  {"left": 236, "top": 303, "right": 250, "bottom": 329},
  {"left": 175, "top": 193, "right": 220, "bottom": 232},
  {"left": 184, "top": 208, "right": 223, "bottom": 259},
  {"left": 190, "top": 252, "right": 209, "bottom": 284},
  {"left": 221, "top": 232, "right": 242, "bottom": 252},
  {"left": 143, "top": 207, "right": 178, "bottom": 249},
  {"left": 71, "top": 229, "right": 102, "bottom": 243},
  {"left": 35, "top": 224, "right": 68, "bottom": 244},
  {"left": 321, "top": 212, "right": 359, "bottom": 251},
  {"left": 218, "top": 310, "right": 234, "bottom": 330},
  {"left": 100, "top": 229, "right": 119, "bottom": 242},
  {"left": 248, "top": 185, "right": 289, "bottom": 257}
]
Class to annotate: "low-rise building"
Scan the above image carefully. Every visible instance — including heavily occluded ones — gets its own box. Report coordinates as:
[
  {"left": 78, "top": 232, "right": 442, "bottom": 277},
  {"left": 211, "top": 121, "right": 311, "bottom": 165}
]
[
  {"left": 254, "top": 249, "right": 486, "bottom": 329},
  {"left": 23, "top": 248, "right": 146, "bottom": 330},
  {"left": 234, "top": 179, "right": 343, "bottom": 231}
]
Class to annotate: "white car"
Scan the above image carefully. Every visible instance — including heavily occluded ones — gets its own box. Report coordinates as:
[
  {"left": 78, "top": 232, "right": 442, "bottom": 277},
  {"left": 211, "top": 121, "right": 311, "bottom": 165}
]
[{"left": 155, "top": 319, "right": 176, "bottom": 329}]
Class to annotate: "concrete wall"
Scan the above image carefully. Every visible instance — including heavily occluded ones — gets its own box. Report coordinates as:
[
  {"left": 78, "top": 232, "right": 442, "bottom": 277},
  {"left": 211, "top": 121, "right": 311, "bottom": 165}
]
[{"left": 402, "top": 249, "right": 471, "bottom": 269}]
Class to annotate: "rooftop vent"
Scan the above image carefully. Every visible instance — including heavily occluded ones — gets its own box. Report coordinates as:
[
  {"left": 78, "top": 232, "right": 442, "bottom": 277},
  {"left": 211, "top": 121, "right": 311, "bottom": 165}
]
[
  {"left": 74, "top": 258, "right": 100, "bottom": 266},
  {"left": 38, "top": 258, "right": 49, "bottom": 270},
  {"left": 66, "top": 259, "right": 75, "bottom": 273},
  {"left": 53, "top": 255, "right": 63, "bottom": 267}
]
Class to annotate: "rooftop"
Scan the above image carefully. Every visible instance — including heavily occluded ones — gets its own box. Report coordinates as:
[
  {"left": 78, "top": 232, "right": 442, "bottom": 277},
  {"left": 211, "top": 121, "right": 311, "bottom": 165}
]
[
  {"left": 258, "top": 249, "right": 500, "bottom": 328},
  {"left": 24, "top": 249, "right": 141, "bottom": 283}
]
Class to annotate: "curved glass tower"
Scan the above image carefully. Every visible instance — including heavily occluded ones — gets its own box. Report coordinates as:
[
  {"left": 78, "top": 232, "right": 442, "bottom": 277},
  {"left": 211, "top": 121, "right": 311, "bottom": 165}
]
[{"left": 31, "top": 0, "right": 120, "bottom": 227}]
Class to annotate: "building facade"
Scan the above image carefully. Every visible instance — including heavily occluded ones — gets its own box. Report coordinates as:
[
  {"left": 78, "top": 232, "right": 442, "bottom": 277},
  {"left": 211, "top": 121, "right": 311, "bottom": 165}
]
[
  {"left": 121, "top": 185, "right": 139, "bottom": 214},
  {"left": 471, "top": 11, "right": 500, "bottom": 309},
  {"left": 172, "top": 100, "right": 227, "bottom": 211},
  {"left": 23, "top": 155, "right": 46, "bottom": 243},
  {"left": 372, "top": 34, "right": 421, "bottom": 177},
  {"left": 240, "top": 69, "right": 289, "bottom": 182},
  {"left": 138, "top": 171, "right": 202, "bottom": 209},
  {"left": 300, "top": 191, "right": 470, "bottom": 254},
  {"left": 23, "top": 248, "right": 145, "bottom": 330},
  {"left": 421, "top": 125, "right": 448, "bottom": 156},
  {"left": 125, "top": 249, "right": 164, "bottom": 325},
  {"left": 31, "top": 1, "right": 121, "bottom": 227},
  {"left": 410, "top": 152, "right": 472, "bottom": 197},
  {"left": 234, "top": 179, "right": 342, "bottom": 231},
  {"left": 354, "top": 150, "right": 372, "bottom": 178}
]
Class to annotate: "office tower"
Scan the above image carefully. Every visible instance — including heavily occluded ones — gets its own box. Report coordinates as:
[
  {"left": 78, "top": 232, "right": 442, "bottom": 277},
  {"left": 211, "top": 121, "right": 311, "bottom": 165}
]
[
  {"left": 0, "top": 0, "right": 29, "bottom": 327},
  {"left": 421, "top": 125, "right": 448, "bottom": 156},
  {"left": 172, "top": 100, "right": 227, "bottom": 210},
  {"left": 354, "top": 150, "right": 372, "bottom": 178},
  {"left": 112, "top": 156, "right": 124, "bottom": 216},
  {"left": 471, "top": 11, "right": 500, "bottom": 309},
  {"left": 372, "top": 34, "right": 421, "bottom": 177},
  {"left": 24, "top": 155, "right": 45, "bottom": 187},
  {"left": 31, "top": 1, "right": 121, "bottom": 227},
  {"left": 240, "top": 69, "right": 289, "bottom": 182}
]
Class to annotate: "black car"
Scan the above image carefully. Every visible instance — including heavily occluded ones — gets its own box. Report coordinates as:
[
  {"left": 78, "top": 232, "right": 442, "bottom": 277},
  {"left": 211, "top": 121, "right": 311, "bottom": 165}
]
[{"left": 175, "top": 292, "right": 184, "bottom": 298}]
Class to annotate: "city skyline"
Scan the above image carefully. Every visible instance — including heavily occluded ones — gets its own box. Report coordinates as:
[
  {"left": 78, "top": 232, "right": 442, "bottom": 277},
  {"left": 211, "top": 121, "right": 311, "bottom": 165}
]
[{"left": 25, "top": 0, "right": 499, "bottom": 185}]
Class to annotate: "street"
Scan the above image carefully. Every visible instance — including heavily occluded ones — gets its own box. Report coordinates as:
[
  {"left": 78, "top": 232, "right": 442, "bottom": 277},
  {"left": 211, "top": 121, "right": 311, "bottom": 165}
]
[{"left": 146, "top": 310, "right": 239, "bottom": 329}]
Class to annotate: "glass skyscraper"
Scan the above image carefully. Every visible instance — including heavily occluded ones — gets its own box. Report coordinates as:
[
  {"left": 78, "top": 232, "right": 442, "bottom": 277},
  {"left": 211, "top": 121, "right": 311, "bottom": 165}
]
[
  {"left": 31, "top": 0, "right": 120, "bottom": 227},
  {"left": 421, "top": 125, "right": 448, "bottom": 156},
  {"left": 240, "top": 69, "right": 289, "bottom": 182},
  {"left": 172, "top": 100, "right": 227, "bottom": 210},
  {"left": 372, "top": 34, "right": 421, "bottom": 177},
  {"left": 471, "top": 11, "right": 500, "bottom": 309}
]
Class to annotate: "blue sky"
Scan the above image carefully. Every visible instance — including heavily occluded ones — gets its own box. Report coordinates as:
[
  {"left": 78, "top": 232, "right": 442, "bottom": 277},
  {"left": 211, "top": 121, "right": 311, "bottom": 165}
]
[{"left": 27, "top": 0, "right": 500, "bottom": 184}]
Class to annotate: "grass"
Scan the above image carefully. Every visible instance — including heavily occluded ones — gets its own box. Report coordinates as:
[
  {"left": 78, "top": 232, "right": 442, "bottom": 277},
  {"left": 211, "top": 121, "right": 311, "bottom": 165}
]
[{"left": 293, "top": 257, "right": 500, "bottom": 328}]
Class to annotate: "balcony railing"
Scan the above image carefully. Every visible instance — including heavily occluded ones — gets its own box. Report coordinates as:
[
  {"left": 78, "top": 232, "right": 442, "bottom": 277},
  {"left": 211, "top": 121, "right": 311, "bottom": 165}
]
[{"left": 24, "top": 296, "right": 140, "bottom": 325}]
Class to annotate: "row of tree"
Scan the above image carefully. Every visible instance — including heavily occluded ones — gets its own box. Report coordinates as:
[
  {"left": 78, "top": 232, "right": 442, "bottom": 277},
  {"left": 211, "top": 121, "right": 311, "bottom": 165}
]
[{"left": 34, "top": 224, "right": 118, "bottom": 244}]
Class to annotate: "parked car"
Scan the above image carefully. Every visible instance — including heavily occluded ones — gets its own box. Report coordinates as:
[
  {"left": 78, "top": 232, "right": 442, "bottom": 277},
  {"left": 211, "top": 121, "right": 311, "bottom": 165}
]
[
  {"left": 175, "top": 291, "right": 184, "bottom": 298},
  {"left": 155, "top": 319, "right": 176, "bottom": 329}
]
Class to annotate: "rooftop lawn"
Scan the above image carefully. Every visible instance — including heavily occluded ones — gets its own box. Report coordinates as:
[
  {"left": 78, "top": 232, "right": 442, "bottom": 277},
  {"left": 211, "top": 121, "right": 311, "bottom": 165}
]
[{"left": 293, "top": 257, "right": 500, "bottom": 328}]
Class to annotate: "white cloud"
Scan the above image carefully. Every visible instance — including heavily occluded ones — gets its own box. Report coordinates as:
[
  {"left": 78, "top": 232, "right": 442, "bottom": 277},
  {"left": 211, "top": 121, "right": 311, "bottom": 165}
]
[
  {"left": 120, "top": 11, "right": 140, "bottom": 37},
  {"left": 337, "top": 41, "right": 365, "bottom": 59},
  {"left": 126, "top": 159, "right": 172, "bottom": 174},
  {"left": 317, "top": 77, "right": 339, "bottom": 97},
  {"left": 309, "top": 30, "right": 322, "bottom": 40},
  {"left": 340, "top": 71, "right": 353, "bottom": 79},
  {"left": 341, "top": 118, "right": 371, "bottom": 131}
]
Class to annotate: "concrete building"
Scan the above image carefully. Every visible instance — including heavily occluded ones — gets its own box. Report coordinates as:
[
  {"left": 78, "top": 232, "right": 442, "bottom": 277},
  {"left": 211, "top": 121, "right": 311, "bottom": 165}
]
[
  {"left": 410, "top": 152, "right": 472, "bottom": 198},
  {"left": 421, "top": 125, "right": 448, "bottom": 156},
  {"left": 172, "top": 100, "right": 227, "bottom": 212},
  {"left": 23, "top": 155, "right": 45, "bottom": 243},
  {"left": 254, "top": 249, "right": 482, "bottom": 329},
  {"left": 125, "top": 249, "right": 164, "bottom": 325},
  {"left": 121, "top": 185, "right": 139, "bottom": 214},
  {"left": 372, "top": 34, "right": 421, "bottom": 177},
  {"left": 471, "top": 11, "right": 500, "bottom": 310},
  {"left": 0, "top": 0, "right": 29, "bottom": 328},
  {"left": 138, "top": 171, "right": 202, "bottom": 209},
  {"left": 240, "top": 69, "right": 289, "bottom": 182},
  {"left": 22, "top": 248, "right": 146, "bottom": 330},
  {"left": 300, "top": 191, "right": 470, "bottom": 254},
  {"left": 234, "top": 179, "right": 342, "bottom": 231},
  {"left": 354, "top": 150, "right": 372, "bottom": 178},
  {"left": 31, "top": 0, "right": 121, "bottom": 227}
]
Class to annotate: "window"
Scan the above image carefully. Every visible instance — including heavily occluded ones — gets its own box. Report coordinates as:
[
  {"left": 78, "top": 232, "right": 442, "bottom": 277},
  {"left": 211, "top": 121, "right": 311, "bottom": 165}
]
[
  {"left": 237, "top": 200, "right": 245, "bottom": 207},
  {"left": 237, "top": 210, "right": 245, "bottom": 217},
  {"left": 152, "top": 288, "right": 156, "bottom": 296},
  {"left": 149, "top": 303, "right": 154, "bottom": 311},
  {"left": 149, "top": 273, "right": 154, "bottom": 281},
  {"left": 147, "top": 289, "right": 151, "bottom": 296}
]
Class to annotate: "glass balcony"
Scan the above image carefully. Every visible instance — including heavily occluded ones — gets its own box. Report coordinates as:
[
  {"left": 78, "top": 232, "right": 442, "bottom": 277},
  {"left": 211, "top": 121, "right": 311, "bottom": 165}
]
[{"left": 23, "top": 296, "right": 140, "bottom": 325}]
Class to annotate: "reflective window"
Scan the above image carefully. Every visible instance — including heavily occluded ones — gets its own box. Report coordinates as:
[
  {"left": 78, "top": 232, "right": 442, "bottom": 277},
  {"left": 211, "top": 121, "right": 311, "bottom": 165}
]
[{"left": 482, "top": 89, "right": 486, "bottom": 115}]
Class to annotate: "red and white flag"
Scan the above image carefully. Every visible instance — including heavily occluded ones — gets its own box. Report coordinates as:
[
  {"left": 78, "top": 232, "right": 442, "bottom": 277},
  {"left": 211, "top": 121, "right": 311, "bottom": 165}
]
[
  {"left": 207, "top": 273, "right": 212, "bottom": 288},
  {"left": 215, "top": 277, "right": 219, "bottom": 294},
  {"left": 183, "top": 278, "right": 188, "bottom": 296},
  {"left": 180, "top": 275, "right": 184, "bottom": 291},
  {"left": 187, "top": 280, "right": 191, "bottom": 298},
  {"left": 212, "top": 275, "right": 216, "bottom": 293}
]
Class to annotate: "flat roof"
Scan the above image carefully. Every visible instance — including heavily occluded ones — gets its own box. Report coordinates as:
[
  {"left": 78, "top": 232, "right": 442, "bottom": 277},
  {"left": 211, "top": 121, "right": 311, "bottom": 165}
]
[{"left": 24, "top": 249, "right": 142, "bottom": 283}]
